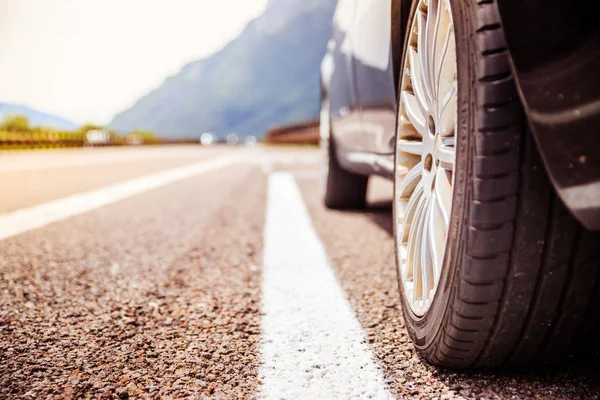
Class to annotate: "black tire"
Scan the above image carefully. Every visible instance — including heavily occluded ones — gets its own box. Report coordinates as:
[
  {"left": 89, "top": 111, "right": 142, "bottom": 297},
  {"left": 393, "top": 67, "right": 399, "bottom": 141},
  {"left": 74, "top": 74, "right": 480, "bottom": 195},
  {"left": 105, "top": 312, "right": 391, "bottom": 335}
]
[
  {"left": 323, "top": 136, "right": 368, "bottom": 210},
  {"left": 397, "top": 0, "right": 600, "bottom": 368}
]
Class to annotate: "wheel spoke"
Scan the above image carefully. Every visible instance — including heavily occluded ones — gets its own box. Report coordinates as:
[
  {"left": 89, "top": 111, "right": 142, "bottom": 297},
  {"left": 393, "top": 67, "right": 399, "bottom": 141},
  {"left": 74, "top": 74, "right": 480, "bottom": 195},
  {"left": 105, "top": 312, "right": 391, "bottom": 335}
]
[
  {"left": 428, "top": 196, "right": 445, "bottom": 280},
  {"left": 427, "top": 0, "right": 441, "bottom": 90},
  {"left": 441, "top": 135, "right": 454, "bottom": 147},
  {"left": 435, "top": 23, "right": 453, "bottom": 101},
  {"left": 397, "top": 139, "right": 424, "bottom": 155},
  {"left": 404, "top": 195, "right": 419, "bottom": 280},
  {"left": 435, "top": 142, "right": 455, "bottom": 170},
  {"left": 399, "top": 182, "right": 424, "bottom": 244},
  {"left": 398, "top": 244, "right": 409, "bottom": 282},
  {"left": 401, "top": 91, "right": 427, "bottom": 136},
  {"left": 439, "top": 80, "right": 456, "bottom": 121},
  {"left": 417, "top": 10, "right": 433, "bottom": 103},
  {"left": 434, "top": 167, "right": 452, "bottom": 228},
  {"left": 397, "top": 161, "right": 423, "bottom": 199},
  {"left": 409, "top": 195, "right": 427, "bottom": 300},
  {"left": 421, "top": 199, "right": 434, "bottom": 303},
  {"left": 439, "top": 81, "right": 457, "bottom": 137},
  {"left": 408, "top": 47, "right": 429, "bottom": 116}
]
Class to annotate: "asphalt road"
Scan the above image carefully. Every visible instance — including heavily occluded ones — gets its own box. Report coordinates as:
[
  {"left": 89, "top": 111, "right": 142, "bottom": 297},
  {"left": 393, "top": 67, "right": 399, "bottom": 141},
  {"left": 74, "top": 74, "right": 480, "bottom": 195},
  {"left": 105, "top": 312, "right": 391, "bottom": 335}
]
[{"left": 1, "top": 145, "right": 599, "bottom": 399}]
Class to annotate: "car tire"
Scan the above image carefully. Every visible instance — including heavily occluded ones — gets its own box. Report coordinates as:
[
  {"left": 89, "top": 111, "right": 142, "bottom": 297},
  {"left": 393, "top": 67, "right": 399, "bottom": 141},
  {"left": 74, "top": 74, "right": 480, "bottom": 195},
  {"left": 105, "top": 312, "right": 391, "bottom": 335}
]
[
  {"left": 322, "top": 136, "right": 369, "bottom": 210},
  {"left": 395, "top": 0, "right": 600, "bottom": 368}
]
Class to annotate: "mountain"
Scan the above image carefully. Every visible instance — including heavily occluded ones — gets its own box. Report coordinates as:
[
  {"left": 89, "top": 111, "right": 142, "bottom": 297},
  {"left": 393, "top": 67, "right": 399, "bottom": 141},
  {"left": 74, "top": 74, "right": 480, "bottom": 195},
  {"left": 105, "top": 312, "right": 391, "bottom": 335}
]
[
  {"left": 109, "top": 0, "right": 337, "bottom": 138},
  {"left": 0, "top": 103, "right": 78, "bottom": 131}
]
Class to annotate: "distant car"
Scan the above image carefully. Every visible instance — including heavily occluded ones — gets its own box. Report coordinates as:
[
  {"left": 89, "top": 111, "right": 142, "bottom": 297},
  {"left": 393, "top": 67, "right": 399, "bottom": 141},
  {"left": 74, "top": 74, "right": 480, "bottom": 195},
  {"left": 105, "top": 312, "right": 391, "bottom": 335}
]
[
  {"left": 226, "top": 133, "right": 239, "bottom": 145},
  {"left": 200, "top": 133, "right": 214, "bottom": 145},
  {"left": 85, "top": 130, "right": 111, "bottom": 146},
  {"left": 211, "top": 133, "right": 227, "bottom": 144},
  {"left": 126, "top": 133, "right": 143, "bottom": 146},
  {"left": 244, "top": 135, "right": 257, "bottom": 146},
  {"left": 321, "top": 0, "right": 600, "bottom": 369}
]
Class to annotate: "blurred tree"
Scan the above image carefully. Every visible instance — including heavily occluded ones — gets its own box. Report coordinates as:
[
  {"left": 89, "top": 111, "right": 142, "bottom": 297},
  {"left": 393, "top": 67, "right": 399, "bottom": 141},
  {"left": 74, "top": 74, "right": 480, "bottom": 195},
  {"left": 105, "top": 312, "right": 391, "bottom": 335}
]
[
  {"left": 31, "top": 125, "right": 55, "bottom": 133},
  {"left": 76, "top": 123, "right": 103, "bottom": 135},
  {"left": 1, "top": 115, "right": 30, "bottom": 132},
  {"left": 130, "top": 129, "right": 159, "bottom": 144}
]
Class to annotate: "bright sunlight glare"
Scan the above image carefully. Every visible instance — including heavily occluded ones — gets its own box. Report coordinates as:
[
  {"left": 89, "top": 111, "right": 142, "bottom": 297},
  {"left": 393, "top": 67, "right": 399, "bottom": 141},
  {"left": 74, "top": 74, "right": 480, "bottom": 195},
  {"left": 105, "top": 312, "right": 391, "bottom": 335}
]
[{"left": 0, "top": 0, "right": 269, "bottom": 125}]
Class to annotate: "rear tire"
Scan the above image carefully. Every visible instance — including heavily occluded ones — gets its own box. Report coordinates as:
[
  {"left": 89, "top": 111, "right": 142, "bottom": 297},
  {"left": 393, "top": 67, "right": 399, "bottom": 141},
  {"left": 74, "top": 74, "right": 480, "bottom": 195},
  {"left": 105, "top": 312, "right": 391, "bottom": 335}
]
[
  {"left": 323, "top": 137, "right": 368, "bottom": 210},
  {"left": 395, "top": 0, "right": 600, "bottom": 368}
]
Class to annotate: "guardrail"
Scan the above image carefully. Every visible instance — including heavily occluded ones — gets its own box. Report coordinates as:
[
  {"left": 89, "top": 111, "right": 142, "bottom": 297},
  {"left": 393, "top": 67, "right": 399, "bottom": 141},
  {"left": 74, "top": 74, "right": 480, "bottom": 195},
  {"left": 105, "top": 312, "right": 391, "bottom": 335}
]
[
  {"left": 0, "top": 131, "right": 197, "bottom": 150},
  {"left": 265, "top": 119, "right": 320, "bottom": 145},
  {"left": 0, "top": 131, "right": 86, "bottom": 150}
]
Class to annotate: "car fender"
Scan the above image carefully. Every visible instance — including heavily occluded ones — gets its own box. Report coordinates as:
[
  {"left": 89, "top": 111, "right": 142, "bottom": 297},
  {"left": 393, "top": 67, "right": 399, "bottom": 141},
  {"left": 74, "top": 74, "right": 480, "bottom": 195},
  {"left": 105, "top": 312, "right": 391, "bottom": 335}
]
[{"left": 496, "top": 0, "right": 600, "bottom": 230}]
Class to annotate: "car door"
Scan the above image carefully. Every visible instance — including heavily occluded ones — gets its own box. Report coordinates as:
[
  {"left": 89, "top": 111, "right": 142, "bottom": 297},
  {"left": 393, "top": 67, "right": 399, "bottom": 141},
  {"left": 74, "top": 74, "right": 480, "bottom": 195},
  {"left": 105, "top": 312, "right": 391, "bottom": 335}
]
[
  {"left": 352, "top": 0, "right": 398, "bottom": 154},
  {"left": 328, "top": 0, "right": 371, "bottom": 152}
]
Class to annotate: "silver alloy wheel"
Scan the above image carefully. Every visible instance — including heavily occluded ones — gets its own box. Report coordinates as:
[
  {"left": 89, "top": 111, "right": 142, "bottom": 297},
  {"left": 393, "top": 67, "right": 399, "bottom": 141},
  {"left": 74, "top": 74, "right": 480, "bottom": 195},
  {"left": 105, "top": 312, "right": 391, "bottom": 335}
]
[{"left": 395, "top": 0, "right": 457, "bottom": 316}]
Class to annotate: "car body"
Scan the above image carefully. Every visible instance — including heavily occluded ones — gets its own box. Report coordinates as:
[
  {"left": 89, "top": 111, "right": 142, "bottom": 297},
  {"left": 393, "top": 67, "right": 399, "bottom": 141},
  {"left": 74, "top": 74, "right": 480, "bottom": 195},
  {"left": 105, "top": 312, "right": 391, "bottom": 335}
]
[
  {"left": 244, "top": 135, "right": 258, "bottom": 146},
  {"left": 321, "top": 0, "right": 600, "bottom": 229},
  {"left": 85, "top": 129, "right": 111, "bottom": 146},
  {"left": 200, "top": 132, "right": 214, "bottom": 145},
  {"left": 320, "top": 0, "right": 600, "bottom": 369},
  {"left": 226, "top": 133, "right": 240, "bottom": 145}
]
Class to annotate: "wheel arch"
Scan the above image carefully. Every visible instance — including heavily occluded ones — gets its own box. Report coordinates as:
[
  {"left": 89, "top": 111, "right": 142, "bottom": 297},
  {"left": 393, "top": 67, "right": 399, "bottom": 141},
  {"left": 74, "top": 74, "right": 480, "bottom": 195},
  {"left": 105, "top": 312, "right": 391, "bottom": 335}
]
[
  {"left": 496, "top": 0, "right": 600, "bottom": 230},
  {"left": 390, "top": 0, "right": 413, "bottom": 98}
]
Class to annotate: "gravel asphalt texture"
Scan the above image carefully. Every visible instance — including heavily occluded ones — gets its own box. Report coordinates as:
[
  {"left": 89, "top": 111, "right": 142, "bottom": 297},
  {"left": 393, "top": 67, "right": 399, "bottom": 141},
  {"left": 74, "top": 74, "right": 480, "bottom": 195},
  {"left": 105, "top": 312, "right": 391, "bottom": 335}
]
[
  {"left": 1, "top": 147, "right": 600, "bottom": 399},
  {"left": 1, "top": 160, "right": 265, "bottom": 399},
  {"left": 297, "top": 172, "right": 600, "bottom": 400}
]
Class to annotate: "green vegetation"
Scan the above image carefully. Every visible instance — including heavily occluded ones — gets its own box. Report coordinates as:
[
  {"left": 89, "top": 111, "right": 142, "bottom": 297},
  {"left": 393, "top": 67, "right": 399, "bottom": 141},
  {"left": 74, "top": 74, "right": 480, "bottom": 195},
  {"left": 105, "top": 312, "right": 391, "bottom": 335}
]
[
  {"left": 0, "top": 115, "right": 31, "bottom": 132},
  {"left": 75, "top": 123, "right": 103, "bottom": 135},
  {"left": 0, "top": 115, "right": 164, "bottom": 150},
  {"left": 129, "top": 129, "right": 159, "bottom": 144},
  {"left": 0, "top": 115, "right": 85, "bottom": 150}
]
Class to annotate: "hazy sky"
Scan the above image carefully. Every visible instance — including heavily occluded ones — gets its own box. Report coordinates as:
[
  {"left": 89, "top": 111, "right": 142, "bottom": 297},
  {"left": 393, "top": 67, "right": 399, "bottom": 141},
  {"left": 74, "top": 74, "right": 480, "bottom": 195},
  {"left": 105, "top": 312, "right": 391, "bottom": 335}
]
[{"left": 0, "top": 0, "right": 269, "bottom": 124}]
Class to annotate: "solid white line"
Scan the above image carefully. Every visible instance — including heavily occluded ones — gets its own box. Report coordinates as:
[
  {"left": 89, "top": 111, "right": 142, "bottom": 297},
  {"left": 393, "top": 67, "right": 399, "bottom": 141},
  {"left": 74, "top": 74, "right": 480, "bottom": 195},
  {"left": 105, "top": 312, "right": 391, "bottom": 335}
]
[
  {"left": 0, "top": 157, "right": 235, "bottom": 241},
  {"left": 260, "top": 172, "right": 391, "bottom": 400}
]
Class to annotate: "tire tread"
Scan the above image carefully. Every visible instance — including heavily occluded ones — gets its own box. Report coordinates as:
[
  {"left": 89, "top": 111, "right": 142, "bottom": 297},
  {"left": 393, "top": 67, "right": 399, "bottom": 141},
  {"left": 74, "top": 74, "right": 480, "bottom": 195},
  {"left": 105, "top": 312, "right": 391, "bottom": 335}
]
[
  {"left": 425, "top": 0, "right": 600, "bottom": 368},
  {"left": 323, "top": 135, "right": 368, "bottom": 210}
]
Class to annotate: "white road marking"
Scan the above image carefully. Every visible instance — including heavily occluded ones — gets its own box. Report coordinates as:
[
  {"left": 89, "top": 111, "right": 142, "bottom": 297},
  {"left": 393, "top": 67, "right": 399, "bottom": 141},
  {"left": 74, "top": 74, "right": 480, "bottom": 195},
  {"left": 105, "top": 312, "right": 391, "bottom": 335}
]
[
  {"left": 0, "top": 157, "right": 235, "bottom": 241},
  {"left": 260, "top": 172, "right": 391, "bottom": 400}
]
